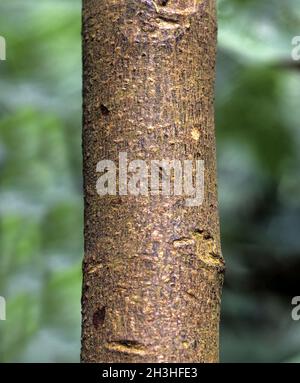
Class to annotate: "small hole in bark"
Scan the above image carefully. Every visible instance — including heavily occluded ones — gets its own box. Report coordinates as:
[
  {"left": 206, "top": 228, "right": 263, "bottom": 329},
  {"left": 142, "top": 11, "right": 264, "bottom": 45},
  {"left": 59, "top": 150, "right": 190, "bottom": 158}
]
[
  {"left": 159, "top": 0, "right": 169, "bottom": 5},
  {"left": 194, "top": 228, "right": 213, "bottom": 240},
  {"left": 204, "top": 232, "right": 213, "bottom": 240},
  {"left": 93, "top": 307, "right": 106, "bottom": 328},
  {"left": 100, "top": 104, "right": 110, "bottom": 116},
  {"left": 194, "top": 228, "right": 204, "bottom": 235}
]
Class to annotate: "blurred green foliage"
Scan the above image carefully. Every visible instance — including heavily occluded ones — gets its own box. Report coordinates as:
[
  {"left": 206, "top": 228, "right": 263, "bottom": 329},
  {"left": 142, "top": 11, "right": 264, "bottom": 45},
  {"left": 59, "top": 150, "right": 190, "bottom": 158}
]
[
  {"left": 0, "top": 0, "right": 300, "bottom": 362},
  {"left": 217, "top": 0, "right": 300, "bottom": 362},
  {"left": 0, "top": 0, "right": 82, "bottom": 362}
]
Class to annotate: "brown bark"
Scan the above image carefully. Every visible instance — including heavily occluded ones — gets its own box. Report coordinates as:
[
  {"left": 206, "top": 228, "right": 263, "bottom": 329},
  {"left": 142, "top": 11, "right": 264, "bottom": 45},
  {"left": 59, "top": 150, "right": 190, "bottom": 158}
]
[{"left": 81, "top": 0, "right": 224, "bottom": 363}]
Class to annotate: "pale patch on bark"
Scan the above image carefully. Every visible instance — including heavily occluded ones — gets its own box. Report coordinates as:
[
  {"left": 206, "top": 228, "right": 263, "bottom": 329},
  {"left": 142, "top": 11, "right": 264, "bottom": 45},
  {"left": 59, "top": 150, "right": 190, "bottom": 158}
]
[
  {"left": 191, "top": 128, "right": 200, "bottom": 141},
  {"left": 193, "top": 230, "right": 225, "bottom": 269},
  {"left": 104, "top": 341, "right": 148, "bottom": 356}
]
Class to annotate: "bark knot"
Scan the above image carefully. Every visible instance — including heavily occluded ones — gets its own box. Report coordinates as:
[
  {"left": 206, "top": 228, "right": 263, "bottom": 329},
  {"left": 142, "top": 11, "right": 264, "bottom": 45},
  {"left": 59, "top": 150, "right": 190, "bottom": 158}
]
[
  {"left": 193, "top": 229, "right": 225, "bottom": 270},
  {"left": 151, "top": 0, "right": 206, "bottom": 29}
]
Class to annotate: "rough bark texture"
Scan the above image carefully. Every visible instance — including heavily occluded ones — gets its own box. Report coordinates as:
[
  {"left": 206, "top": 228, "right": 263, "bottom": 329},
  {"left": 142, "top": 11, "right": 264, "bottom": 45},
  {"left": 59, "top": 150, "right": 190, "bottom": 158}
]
[{"left": 81, "top": 0, "right": 224, "bottom": 363}]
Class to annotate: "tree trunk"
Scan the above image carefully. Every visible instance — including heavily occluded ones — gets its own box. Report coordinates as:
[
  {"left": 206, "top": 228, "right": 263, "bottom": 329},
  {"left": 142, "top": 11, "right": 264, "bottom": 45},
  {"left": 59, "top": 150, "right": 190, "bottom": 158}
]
[{"left": 81, "top": 0, "right": 224, "bottom": 363}]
